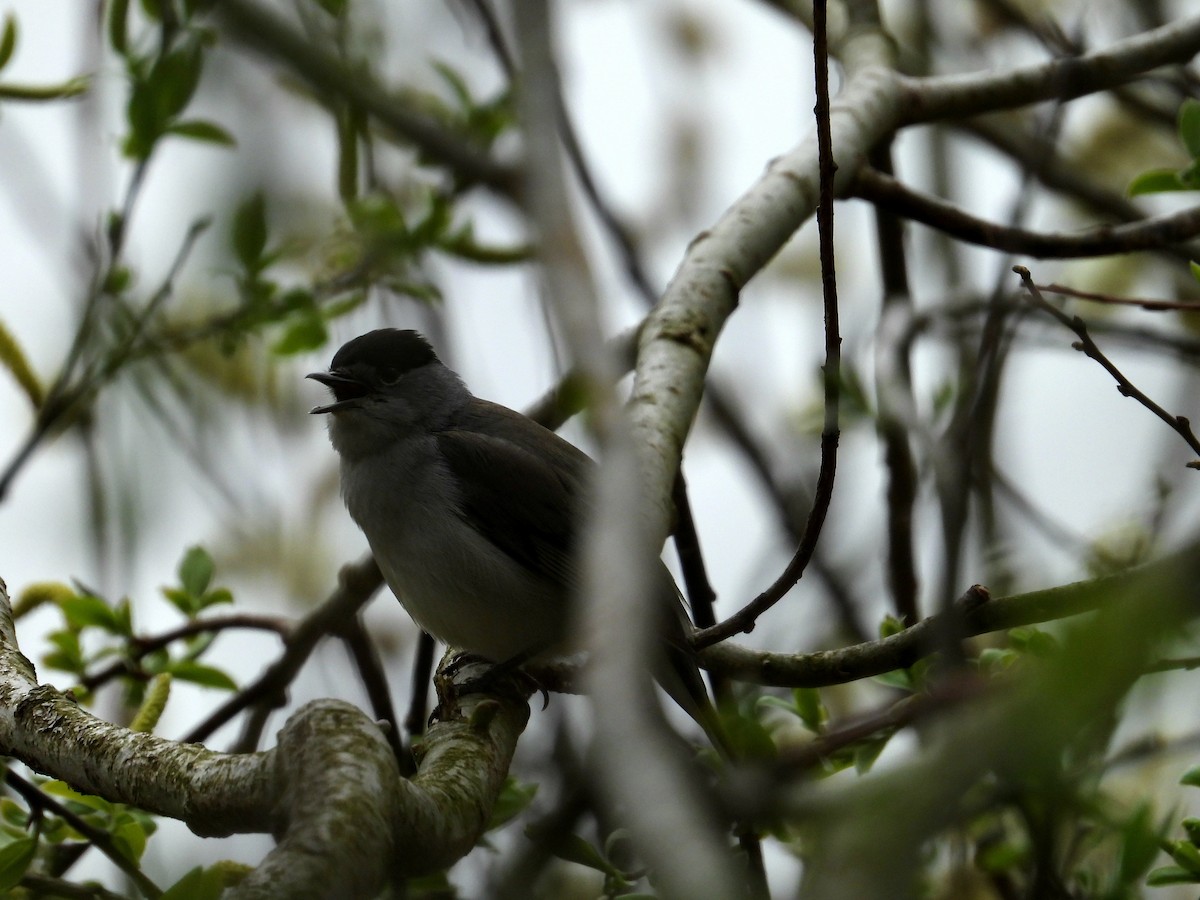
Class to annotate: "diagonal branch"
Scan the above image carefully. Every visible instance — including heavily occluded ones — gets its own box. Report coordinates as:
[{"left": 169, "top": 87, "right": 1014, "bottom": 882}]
[{"left": 852, "top": 167, "right": 1200, "bottom": 257}]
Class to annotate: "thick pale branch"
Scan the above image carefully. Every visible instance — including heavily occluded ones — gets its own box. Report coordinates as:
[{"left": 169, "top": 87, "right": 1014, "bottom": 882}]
[
  {"left": 0, "top": 580, "right": 529, "bottom": 899},
  {"left": 899, "top": 15, "right": 1200, "bottom": 123}
]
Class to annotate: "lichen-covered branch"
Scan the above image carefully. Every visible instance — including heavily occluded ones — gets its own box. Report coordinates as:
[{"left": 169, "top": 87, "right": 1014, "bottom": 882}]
[{"left": 0, "top": 579, "right": 530, "bottom": 899}]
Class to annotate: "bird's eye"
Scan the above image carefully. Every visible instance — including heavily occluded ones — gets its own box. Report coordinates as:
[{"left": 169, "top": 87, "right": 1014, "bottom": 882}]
[{"left": 379, "top": 367, "right": 401, "bottom": 385}]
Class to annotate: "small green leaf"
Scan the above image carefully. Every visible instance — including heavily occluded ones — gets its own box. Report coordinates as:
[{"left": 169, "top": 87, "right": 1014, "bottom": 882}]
[
  {"left": 166, "top": 661, "right": 237, "bottom": 691},
  {"left": 273, "top": 313, "right": 328, "bottom": 356},
  {"left": 167, "top": 119, "right": 236, "bottom": 146},
  {"left": 488, "top": 777, "right": 537, "bottom": 831},
  {"left": 198, "top": 587, "right": 234, "bottom": 611},
  {"left": 59, "top": 594, "right": 124, "bottom": 634},
  {"left": 314, "top": 0, "right": 349, "bottom": 17},
  {"left": 1147, "top": 864, "right": 1199, "bottom": 886},
  {"left": 109, "top": 0, "right": 130, "bottom": 55},
  {"left": 548, "top": 833, "right": 622, "bottom": 877},
  {"left": 0, "top": 836, "right": 36, "bottom": 891},
  {"left": 42, "top": 781, "right": 114, "bottom": 814},
  {"left": 44, "top": 630, "right": 84, "bottom": 674},
  {"left": 0, "top": 316, "right": 44, "bottom": 409},
  {"left": 853, "top": 733, "right": 891, "bottom": 774},
  {"left": 1169, "top": 838, "right": 1200, "bottom": 874},
  {"left": 1180, "top": 99, "right": 1200, "bottom": 159},
  {"left": 1180, "top": 765, "right": 1200, "bottom": 787},
  {"left": 1190, "top": 261, "right": 1200, "bottom": 285},
  {"left": 112, "top": 813, "right": 149, "bottom": 862},
  {"left": 0, "top": 15, "right": 17, "bottom": 72},
  {"left": 162, "top": 587, "right": 199, "bottom": 617},
  {"left": 231, "top": 193, "right": 267, "bottom": 270},
  {"left": 792, "top": 688, "right": 826, "bottom": 733},
  {"left": 179, "top": 546, "right": 215, "bottom": 597},
  {"left": 1128, "top": 169, "right": 1186, "bottom": 196},
  {"left": 161, "top": 866, "right": 227, "bottom": 900}
]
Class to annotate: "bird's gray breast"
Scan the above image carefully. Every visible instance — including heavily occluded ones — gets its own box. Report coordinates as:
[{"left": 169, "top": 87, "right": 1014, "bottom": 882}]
[{"left": 339, "top": 435, "right": 568, "bottom": 661}]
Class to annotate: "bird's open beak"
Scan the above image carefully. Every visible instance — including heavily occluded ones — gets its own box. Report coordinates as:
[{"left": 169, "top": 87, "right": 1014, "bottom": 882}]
[{"left": 306, "top": 371, "right": 366, "bottom": 414}]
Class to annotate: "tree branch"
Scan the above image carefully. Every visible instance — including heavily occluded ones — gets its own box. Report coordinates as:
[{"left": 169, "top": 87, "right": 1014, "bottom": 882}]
[
  {"left": 851, "top": 167, "right": 1200, "bottom": 257},
  {"left": 899, "top": 15, "right": 1200, "bottom": 123}
]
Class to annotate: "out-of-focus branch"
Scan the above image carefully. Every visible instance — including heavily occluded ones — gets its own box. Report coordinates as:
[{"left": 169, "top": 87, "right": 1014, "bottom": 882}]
[
  {"left": 898, "top": 15, "right": 1200, "bottom": 123},
  {"left": 511, "top": 2, "right": 744, "bottom": 897},
  {"left": 851, "top": 167, "right": 1200, "bottom": 257},
  {"left": 213, "top": 0, "right": 518, "bottom": 195},
  {"left": 792, "top": 542, "right": 1200, "bottom": 899},
  {"left": 701, "top": 546, "right": 1200, "bottom": 687}
]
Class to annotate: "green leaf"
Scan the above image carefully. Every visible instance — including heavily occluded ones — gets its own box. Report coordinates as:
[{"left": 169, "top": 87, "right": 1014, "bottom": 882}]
[
  {"left": 1128, "top": 169, "right": 1187, "bottom": 196},
  {"left": 162, "top": 866, "right": 227, "bottom": 900},
  {"left": 1118, "top": 804, "right": 1162, "bottom": 883},
  {"left": 488, "top": 777, "right": 537, "bottom": 831},
  {"left": 162, "top": 587, "right": 199, "bottom": 617},
  {"left": 272, "top": 313, "right": 327, "bottom": 355},
  {"left": 42, "top": 781, "right": 115, "bottom": 815},
  {"left": 112, "top": 813, "right": 149, "bottom": 862},
  {"left": 166, "top": 660, "right": 238, "bottom": 691},
  {"left": 1147, "top": 864, "right": 1199, "bottom": 886},
  {"left": 0, "top": 836, "right": 36, "bottom": 891},
  {"left": 853, "top": 733, "right": 891, "bottom": 774},
  {"left": 0, "top": 15, "right": 17, "bottom": 72},
  {"left": 231, "top": 193, "right": 267, "bottom": 270},
  {"left": 198, "top": 587, "right": 234, "bottom": 611},
  {"left": 167, "top": 119, "right": 236, "bottom": 146},
  {"left": 1180, "top": 99, "right": 1200, "bottom": 159},
  {"left": 0, "top": 315, "right": 45, "bottom": 409},
  {"left": 1169, "top": 838, "right": 1200, "bottom": 874},
  {"left": 109, "top": 0, "right": 130, "bottom": 55},
  {"left": 59, "top": 594, "right": 124, "bottom": 634},
  {"left": 179, "top": 546, "right": 215, "bottom": 597},
  {"left": 314, "top": 0, "right": 349, "bottom": 17},
  {"left": 44, "top": 630, "right": 84, "bottom": 675},
  {"left": 1190, "top": 260, "right": 1200, "bottom": 285},
  {"left": 1181, "top": 765, "right": 1200, "bottom": 787},
  {"left": 791, "top": 688, "right": 826, "bottom": 733},
  {"left": 548, "top": 833, "right": 623, "bottom": 878}
]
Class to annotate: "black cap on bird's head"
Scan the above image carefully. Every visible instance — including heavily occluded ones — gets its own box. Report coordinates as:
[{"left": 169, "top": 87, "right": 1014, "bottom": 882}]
[{"left": 307, "top": 329, "right": 440, "bottom": 414}]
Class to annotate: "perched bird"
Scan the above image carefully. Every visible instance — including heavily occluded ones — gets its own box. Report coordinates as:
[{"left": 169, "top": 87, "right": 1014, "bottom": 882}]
[{"left": 308, "top": 328, "right": 718, "bottom": 741}]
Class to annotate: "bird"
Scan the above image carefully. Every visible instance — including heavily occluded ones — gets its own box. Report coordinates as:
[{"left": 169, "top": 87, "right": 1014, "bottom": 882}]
[{"left": 307, "top": 328, "right": 720, "bottom": 744}]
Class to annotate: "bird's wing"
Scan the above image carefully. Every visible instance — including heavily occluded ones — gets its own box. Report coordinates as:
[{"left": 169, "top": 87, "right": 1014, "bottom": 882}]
[{"left": 435, "top": 399, "right": 593, "bottom": 589}]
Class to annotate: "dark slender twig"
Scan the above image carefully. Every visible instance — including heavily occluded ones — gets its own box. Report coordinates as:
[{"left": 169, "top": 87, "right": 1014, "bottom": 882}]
[
  {"left": 1030, "top": 280, "right": 1200, "bottom": 312},
  {"left": 868, "top": 141, "right": 920, "bottom": 625},
  {"left": 704, "top": 383, "right": 868, "bottom": 642},
  {"left": 338, "top": 614, "right": 411, "bottom": 773},
  {"left": 80, "top": 614, "right": 289, "bottom": 692},
  {"left": 182, "top": 555, "right": 383, "bottom": 746},
  {"left": 6, "top": 771, "right": 162, "bottom": 899},
  {"left": 851, "top": 167, "right": 1200, "bottom": 258},
  {"left": 1014, "top": 265, "right": 1200, "bottom": 465},
  {"left": 771, "top": 677, "right": 987, "bottom": 777},
  {"left": 404, "top": 631, "right": 436, "bottom": 737},
  {"left": 693, "top": 0, "right": 842, "bottom": 651}
]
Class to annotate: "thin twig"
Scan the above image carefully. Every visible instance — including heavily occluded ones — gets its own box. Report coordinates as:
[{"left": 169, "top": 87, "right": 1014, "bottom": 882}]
[
  {"left": 1014, "top": 265, "right": 1200, "bottom": 466},
  {"left": 852, "top": 167, "right": 1200, "bottom": 258},
  {"left": 1030, "top": 280, "right": 1200, "bottom": 312},
  {"left": 6, "top": 771, "right": 162, "bottom": 899},
  {"left": 181, "top": 555, "right": 383, "bottom": 746},
  {"left": 693, "top": 0, "right": 842, "bottom": 650}
]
